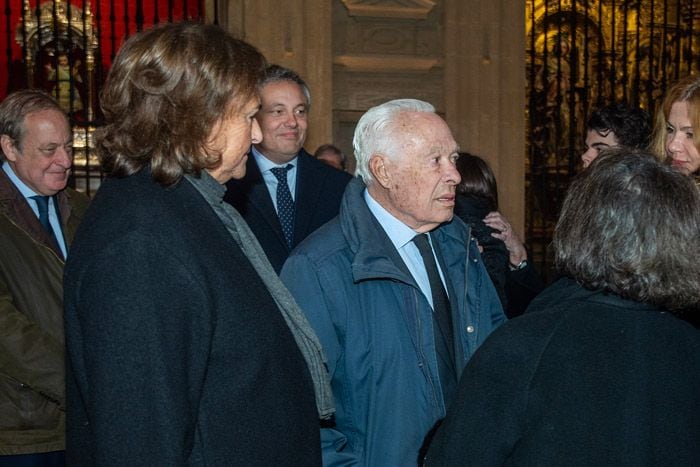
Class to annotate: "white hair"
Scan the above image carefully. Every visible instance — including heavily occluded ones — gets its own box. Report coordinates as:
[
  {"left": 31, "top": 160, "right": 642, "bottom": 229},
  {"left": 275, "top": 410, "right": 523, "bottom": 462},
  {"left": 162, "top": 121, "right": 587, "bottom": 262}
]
[{"left": 353, "top": 98, "right": 436, "bottom": 184}]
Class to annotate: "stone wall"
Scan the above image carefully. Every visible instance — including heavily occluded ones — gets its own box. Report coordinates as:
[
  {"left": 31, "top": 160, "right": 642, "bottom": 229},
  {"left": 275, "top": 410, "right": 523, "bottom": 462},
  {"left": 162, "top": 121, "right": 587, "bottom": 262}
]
[{"left": 219, "top": 0, "right": 525, "bottom": 233}]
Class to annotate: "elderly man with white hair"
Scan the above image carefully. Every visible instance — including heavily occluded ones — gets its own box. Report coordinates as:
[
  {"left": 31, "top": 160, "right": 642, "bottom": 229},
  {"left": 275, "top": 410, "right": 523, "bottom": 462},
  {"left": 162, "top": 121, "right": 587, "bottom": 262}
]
[{"left": 281, "top": 99, "right": 505, "bottom": 466}]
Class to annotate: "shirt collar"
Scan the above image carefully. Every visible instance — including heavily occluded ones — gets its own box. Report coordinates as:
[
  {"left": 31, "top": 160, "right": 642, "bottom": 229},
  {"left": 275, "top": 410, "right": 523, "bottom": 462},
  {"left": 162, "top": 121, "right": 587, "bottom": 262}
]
[
  {"left": 363, "top": 188, "right": 419, "bottom": 251},
  {"left": 2, "top": 162, "right": 41, "bottom": 199},
  {"left": 251, "top": 146, "right": 298, "bottom": 172}
]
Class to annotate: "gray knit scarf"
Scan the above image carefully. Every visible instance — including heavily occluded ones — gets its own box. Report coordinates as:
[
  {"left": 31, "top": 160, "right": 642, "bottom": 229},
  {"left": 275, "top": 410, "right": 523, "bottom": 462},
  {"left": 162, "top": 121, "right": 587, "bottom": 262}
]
[{"left": 185, "top": 172, "right": 335, "bottom": 420}]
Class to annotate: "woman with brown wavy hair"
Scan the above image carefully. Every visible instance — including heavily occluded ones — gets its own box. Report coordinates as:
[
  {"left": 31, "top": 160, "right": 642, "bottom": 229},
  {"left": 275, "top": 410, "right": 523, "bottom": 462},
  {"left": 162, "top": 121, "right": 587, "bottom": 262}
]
[{"left": 63, "top": 22, "right": 331, "bottom": 465}]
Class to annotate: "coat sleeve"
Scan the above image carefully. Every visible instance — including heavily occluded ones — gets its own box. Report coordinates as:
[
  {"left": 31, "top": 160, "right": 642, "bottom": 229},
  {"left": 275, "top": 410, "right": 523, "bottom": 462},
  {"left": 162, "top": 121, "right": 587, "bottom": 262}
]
[
  {"left": 281, "top": 253, "right": 358, "bottom": 467},
  {"left": 65, "top": 232, "right": 213, "bottom": 465},
  {"left": 0, "top": 277, "right": 64, "bottom": 407},
  {"left": 505, "top": 260, "right": 545, "bottom": 318}
]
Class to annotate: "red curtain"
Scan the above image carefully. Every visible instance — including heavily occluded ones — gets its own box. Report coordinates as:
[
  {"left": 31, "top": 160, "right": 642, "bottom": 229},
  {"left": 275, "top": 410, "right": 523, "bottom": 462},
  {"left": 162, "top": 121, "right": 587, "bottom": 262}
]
[{"left": 0, "top": 0, "right": 204, "bottom": 101}]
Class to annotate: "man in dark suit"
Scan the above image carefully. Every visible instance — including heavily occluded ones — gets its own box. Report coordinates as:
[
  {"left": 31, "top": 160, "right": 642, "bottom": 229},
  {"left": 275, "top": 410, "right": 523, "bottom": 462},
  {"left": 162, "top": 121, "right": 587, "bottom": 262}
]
[{"left": 224, "top": 65, "right": 352, "bottom": 272}]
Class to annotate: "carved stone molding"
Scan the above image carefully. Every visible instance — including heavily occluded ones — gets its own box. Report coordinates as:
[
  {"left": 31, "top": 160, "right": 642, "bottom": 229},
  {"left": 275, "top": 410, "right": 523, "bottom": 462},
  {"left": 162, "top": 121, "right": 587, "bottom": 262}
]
[
  {"left": 341, "top": 0, "right": 436, "bottom": 19},
  {"left": 334, "top": 54, "right": 441, "bottom": 72},
  {"left": 333, "top": 70, "right": 443, "bottom": 110}
]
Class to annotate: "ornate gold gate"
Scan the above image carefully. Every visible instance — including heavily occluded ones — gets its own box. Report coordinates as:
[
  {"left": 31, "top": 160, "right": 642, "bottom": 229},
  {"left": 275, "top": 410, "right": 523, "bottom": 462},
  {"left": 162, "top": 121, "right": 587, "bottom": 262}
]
[{"left": 526, "top": 0, "right": 700, "bottom": 278}]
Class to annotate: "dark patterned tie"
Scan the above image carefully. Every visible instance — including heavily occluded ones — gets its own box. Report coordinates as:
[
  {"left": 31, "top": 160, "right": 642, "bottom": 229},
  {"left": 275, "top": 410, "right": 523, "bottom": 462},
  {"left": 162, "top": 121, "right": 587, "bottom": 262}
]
[
  {"left": 271, "top": 165, "right": 295, "bottom": 249},
  {"left": 30, "top": 195, "right": 61, "bottom": 252},
  {"left": 412, "top": 233, "right": 457, "bottom": 405}
]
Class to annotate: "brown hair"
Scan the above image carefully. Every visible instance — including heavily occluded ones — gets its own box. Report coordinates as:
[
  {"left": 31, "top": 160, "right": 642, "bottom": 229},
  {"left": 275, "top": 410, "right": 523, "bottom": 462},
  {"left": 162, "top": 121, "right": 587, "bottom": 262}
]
[
  {"left": 456, "top": 152, "right": 499, "bottom": 210},
  {"left": 97, "top": 22, "right": 266, "bottom": 185}
]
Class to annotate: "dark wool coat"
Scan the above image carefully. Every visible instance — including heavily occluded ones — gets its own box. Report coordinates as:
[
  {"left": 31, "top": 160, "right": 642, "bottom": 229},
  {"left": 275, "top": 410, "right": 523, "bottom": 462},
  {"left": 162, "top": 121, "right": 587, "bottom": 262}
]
[
  {"left": 224, "top": 148, "right": 352, "bottom": 273},
  {"left": 63, "top": 169, "right": 321, "bottom": 466},
  {"left": 426, "top": 278, "right": 700, "bottom": 466},
  {"left": 281, "top": 178, "right": 505, "bottom": 467}
]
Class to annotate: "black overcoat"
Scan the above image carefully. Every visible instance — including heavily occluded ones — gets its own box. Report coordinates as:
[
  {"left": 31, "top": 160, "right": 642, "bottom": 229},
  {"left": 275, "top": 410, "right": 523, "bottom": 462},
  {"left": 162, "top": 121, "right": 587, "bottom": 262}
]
[
  {"left": 64, "top": 169, "right": 321, "bottom": 466},
  {"left": 426, "top": 278, "right": 700, "bottom": 466}
]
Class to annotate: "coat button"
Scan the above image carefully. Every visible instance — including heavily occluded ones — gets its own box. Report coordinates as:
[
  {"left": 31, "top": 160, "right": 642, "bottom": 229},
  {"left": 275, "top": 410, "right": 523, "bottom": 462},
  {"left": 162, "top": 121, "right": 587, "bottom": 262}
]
[{"left": 466, "top": 325, "right": 475, "bottom": 333}]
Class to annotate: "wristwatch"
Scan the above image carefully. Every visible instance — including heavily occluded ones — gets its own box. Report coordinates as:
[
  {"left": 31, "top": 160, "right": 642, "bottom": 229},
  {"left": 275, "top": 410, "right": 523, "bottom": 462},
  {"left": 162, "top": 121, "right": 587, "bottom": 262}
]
[{"left": 509, "top": 259, "right": 528, "bottom": 271}]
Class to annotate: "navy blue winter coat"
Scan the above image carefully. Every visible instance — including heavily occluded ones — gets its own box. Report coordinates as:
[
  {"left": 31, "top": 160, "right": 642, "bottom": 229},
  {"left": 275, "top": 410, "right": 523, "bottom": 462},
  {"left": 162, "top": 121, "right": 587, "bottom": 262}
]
[{"left": 281, "top": 178, "right": 505, "bottom": 466}]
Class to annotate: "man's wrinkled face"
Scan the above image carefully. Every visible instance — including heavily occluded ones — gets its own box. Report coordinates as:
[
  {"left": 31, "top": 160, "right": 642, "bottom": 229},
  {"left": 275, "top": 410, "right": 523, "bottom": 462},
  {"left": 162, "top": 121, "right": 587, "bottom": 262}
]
[
  {"left": 1, "top": 109, "right": 72, "bottom": 196},
  {"left": 254, "top": 80, "right": 308, "bottom": 164},
  {"left": 375, "top": 112, "right": 461, "bottom": 233}
]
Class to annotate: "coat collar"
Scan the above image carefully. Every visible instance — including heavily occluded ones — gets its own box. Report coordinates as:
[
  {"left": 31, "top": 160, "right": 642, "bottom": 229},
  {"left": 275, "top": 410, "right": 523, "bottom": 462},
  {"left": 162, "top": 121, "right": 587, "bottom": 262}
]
[
  {"left": 339, "top": 177, "right": 470, "bottom": 285},
  {"left": 530, "top": 277, "right": 662, "bottom": 314},
  {"left": 0, "top": 166, "right": 71, "bottom": 259}
]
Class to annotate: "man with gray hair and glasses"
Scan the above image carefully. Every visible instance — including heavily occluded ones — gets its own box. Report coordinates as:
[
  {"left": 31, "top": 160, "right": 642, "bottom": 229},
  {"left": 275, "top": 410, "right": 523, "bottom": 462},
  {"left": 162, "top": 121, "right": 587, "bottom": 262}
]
[{"left": 281, "top": 98, "right": 505, "bottom": 466}]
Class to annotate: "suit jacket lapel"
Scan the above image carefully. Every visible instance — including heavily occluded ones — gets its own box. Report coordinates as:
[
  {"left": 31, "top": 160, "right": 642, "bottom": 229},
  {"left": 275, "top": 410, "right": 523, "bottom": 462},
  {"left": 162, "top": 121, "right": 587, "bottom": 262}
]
[
  {"left": 293, "top": 150, "right": 323, "bottom": 242},
  {"left": 0, "top": 168, "right": 65, "bottom": 259},
  {"left": 243, "top": 155, "right": 288, "bottom": 247}
]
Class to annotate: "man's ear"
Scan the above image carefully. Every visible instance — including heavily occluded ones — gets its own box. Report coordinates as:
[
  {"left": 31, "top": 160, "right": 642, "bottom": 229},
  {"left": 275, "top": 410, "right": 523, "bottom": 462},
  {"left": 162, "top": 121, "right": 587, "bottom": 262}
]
[
  {"left": 0, "top": 135, "right": 18, "bottom": 162},
  {"left": 369, "top": 154, "right": 392, "bottom": 189}
]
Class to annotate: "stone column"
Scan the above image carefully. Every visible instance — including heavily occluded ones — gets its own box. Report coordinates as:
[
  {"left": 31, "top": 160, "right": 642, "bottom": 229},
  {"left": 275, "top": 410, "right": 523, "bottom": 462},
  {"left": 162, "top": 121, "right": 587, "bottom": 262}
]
[
  {"left": 214, "top": 0, "right": 526, "bottom": 235},
  {"left": 217, "top": 0, "right": 333, "bottom": 154},
  {"left": 444, "top": 0, "right": 526, "bottom": 235}
]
